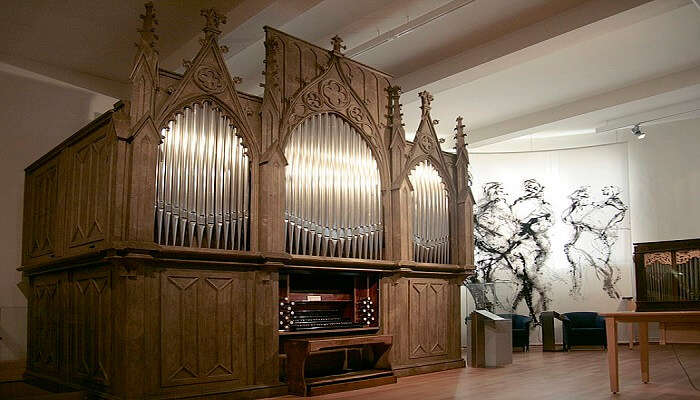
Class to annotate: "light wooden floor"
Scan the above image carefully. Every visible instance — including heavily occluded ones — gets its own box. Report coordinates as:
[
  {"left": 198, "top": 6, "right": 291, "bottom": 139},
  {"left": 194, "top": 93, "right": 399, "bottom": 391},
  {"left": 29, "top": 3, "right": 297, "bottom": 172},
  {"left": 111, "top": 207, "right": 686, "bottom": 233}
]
[{"left": 269, "top": 344, "right": 700, "bottom": 400}]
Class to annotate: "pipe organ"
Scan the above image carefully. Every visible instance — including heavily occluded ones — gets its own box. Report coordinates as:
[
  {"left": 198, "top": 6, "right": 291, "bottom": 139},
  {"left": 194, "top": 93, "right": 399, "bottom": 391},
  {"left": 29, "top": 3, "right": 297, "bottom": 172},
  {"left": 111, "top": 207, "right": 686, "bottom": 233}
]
[
  {"left": 409, "top": 160, "right": 450, "bottom": 264},
  {"left": 20, "top": 4, "right": 475, "bottom": 399},
  {"left": 155, "top": 102, "right": 250, "bottom": 250},
  {"left": 284, "top": 113, "right": 383, "bottom": 259}
]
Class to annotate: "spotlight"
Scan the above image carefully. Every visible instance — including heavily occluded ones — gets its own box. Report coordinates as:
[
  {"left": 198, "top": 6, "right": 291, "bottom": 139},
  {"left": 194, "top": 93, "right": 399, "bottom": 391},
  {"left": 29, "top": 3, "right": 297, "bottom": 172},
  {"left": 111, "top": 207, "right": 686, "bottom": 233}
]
[{"left": 631, "top": 124, "right": 646, "bottom": 139}]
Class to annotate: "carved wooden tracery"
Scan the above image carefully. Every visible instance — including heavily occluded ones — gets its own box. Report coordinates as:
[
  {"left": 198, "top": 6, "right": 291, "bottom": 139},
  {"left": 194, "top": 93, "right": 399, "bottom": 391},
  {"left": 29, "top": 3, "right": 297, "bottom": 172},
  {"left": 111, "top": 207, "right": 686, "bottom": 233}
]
[
  {"left": 644, "top": 252, "right": 673, "bottom": 266},
  {"left": 676, "top": 249, "right": 700, "bottom": 265},
  {"left": 281, "top": 59, "right": 390, "bottom": 187}
]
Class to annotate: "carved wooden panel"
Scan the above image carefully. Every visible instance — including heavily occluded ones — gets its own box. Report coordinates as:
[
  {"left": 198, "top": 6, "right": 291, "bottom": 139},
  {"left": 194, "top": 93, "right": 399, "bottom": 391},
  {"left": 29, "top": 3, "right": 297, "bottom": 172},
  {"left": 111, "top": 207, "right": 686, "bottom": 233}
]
[
  {"left": 29, "top": 274, "right": 62, "bottom": 375},
  {"left": 408, "top": 279, "right": 448, "bottom": 359},
  {"left": 25, "top": 159, "right": 60, "bottom": 261},
  {"left": 71, "top": 270, "right": 112, "bottom": 385},
  {"left": 161, "top": 270, "right": 247, "bottom": 387},
  {"left": 66, "top": 128, "right": 112, "bottom": 250}
]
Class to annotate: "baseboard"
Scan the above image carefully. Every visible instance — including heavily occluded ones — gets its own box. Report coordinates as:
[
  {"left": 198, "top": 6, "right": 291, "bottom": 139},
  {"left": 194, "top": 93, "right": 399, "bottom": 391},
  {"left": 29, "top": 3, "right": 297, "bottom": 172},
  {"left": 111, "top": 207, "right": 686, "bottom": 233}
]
[
  {"left": 22, "top": 371, "right": 85, "bottom": 395},
  {"left": 392, "top": 358, "right": 465, "bottom": 378},
  {"left": 23, "top": 370, "right": 288, "bottom": 400},
  {"left": 154, "top": 383, "right": 289, "bottom": 399}
]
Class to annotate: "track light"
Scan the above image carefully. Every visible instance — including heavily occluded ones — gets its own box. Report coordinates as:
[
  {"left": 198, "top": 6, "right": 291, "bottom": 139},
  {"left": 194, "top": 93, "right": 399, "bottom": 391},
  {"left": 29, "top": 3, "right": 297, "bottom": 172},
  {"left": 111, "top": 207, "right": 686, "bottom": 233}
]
[{"left": 631, "top": 124, "right": 646, "bottom": 139}]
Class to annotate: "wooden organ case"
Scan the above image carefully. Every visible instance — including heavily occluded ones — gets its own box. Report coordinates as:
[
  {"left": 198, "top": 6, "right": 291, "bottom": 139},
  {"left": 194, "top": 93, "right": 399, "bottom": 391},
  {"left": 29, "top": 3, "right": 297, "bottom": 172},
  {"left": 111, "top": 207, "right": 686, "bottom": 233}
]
[{"left": 19, "top": 4, "right": 475, "bottom": 399}]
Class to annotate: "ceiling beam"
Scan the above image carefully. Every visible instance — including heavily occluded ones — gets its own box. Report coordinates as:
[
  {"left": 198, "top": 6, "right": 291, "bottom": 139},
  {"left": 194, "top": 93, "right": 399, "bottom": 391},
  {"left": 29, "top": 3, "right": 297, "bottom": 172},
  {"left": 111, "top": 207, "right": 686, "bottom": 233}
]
[
  {"left": 468, "top": 64, "right": 700, "bottom": 145},
  {"left": 396, "top": 0, "right": 687, "bottom": 98},
  {"left": 345, "top": 0, "right": 477, "bottom": 58},
  {"left": 0, "top": 52, "right": 127, "bottom": 99},
  {"left": 160, "top": 0, "right": 280, "bottom": 71},
  {"left": 211, "top": 0, "right": 325, "bottom": 94},
  {"left": 595, "top": 97, "right": 700, "bottom": 133}
]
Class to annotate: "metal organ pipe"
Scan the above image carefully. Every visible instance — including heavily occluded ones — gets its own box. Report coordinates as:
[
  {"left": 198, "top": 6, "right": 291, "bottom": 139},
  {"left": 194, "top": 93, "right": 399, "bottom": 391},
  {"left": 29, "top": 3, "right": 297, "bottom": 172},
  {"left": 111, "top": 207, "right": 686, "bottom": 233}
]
[
  {"left": 285, "top": 113, "right": 383, "bottom": 259},
  {"left": 409, "top": 161, "right": 449, "bottom": 264},
  {"left": 155, "top": 102, "right": 250, "bottom": 250}
]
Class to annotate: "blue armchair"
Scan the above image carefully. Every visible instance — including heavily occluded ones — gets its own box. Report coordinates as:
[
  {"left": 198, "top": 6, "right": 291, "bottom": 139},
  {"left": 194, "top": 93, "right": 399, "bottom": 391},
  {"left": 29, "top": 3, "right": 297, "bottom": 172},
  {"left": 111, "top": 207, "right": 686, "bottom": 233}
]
[
  {"left": 499, "top": 314, "right": 532, "bottom": 351},
  {"left": 562, "top": 312, "right": 607, "bottom": 351}
]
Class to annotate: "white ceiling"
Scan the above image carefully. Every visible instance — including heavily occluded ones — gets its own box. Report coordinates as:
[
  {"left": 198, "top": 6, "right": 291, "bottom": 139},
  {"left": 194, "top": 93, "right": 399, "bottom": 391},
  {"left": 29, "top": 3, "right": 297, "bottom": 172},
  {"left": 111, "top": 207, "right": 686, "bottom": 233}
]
[
  {"left": 0, "top": 1, "right": 250, "bottom": 86},
  {"left": 470, "top": 87, "right": 700, "bottom": 153},
  {"left": 1, "top": 0, "right": 699, "bottom": 151},
  {"left": 401, "top": 2, "right": 700, "bottom": 149},
  {"left": 223, "top": 0, "right": 591, "bottom": 94}
]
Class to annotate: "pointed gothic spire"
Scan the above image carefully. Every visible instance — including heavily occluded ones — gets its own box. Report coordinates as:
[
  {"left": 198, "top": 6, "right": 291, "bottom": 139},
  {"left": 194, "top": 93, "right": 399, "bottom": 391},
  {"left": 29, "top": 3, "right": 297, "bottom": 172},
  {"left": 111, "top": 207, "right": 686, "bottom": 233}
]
[
  {"left": 137, "top": 2, "right": 158, "bottom": 53},
  {"left": 201, "top": 8, "right": 227, "bottom": 39},
  {"left": 331, "top": 35, "right": 346, "bottom": 54},
  {"left": 388, "top": 86, "right": 404, "bottom": 127},
  {"left": 455, "top": 116, "right": 467, "bottom": 152},
  {"left": 418, "top": 90, "right": 433, "bottom": 115},
  {"left": 130, "top": 2, "right": 159, "bottom": 125}
]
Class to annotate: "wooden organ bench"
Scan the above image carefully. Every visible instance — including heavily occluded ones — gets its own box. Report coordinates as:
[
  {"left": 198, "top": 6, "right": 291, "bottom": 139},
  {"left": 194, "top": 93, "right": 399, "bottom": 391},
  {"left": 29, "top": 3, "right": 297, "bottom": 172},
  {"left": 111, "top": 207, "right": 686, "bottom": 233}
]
[{"left": 285, "top": 335, "right": 395, "bottom": 396}]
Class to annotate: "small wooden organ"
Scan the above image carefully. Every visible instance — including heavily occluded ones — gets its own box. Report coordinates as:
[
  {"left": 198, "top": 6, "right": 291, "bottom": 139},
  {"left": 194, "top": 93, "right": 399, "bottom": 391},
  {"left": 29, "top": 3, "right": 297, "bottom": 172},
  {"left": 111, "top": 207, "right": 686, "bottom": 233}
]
[
  {"left": 634, "top": 238, "right": 700, "bottom": 311},
  {"left": 19, "top": 4, "right": 475, "bottom": 399}
]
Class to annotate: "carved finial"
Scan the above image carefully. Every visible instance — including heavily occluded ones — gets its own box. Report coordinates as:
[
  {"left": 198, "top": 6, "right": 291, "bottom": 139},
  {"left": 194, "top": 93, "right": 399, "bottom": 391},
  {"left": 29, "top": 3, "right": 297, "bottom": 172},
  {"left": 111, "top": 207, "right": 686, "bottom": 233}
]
[
  {"left": 331, "top": 35, "right": 346, "bottom": 54},
  {"left": 220, "top": 45, "right": 229, "bottom": 54},
  {"left": 201, "top": 8, "right": 227, "bottom": 38},
  {"left": 419, "top": 91, "right": 433, "bottom": 114},
  {"left": 389, "top": 85, "right": 402, "bottom": 98},
  {"left": 455, "top": 116, "right": 467, "bottom": 151},
  {"left": 232, "top": 76, "right": 242, "bottom": 85},
  {"left": 137, "top": 2, "right": 158, "bottom": 52}
]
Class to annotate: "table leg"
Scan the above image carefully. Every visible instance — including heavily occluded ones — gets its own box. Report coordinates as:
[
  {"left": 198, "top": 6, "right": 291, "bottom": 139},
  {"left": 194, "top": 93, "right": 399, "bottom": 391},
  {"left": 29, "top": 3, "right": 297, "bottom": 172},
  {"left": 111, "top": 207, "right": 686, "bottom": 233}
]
[
  {"left": 639, "top": 321, "right": 649, "bottom": 383},
  {"left": 605, "top": 318, "right": 619, "bottom": 393},
  {"left": 628, "top": 322, "right": 635, "bottom": 349}
]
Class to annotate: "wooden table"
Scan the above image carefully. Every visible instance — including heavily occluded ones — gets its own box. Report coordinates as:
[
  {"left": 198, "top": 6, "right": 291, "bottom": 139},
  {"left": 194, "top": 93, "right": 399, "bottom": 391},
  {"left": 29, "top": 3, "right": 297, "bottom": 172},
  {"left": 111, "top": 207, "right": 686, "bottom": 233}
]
[{"left": 600, "top": 311, "right": 700, "bottom": 393}]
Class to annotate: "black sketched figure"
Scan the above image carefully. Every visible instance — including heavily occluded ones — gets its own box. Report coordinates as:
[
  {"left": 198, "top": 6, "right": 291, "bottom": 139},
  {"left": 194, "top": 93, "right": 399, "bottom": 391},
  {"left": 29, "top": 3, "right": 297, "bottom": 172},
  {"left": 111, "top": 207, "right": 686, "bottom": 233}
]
[
  {"left": 473, "top": 180, "right": 552, "bottom": 324},
  {"left": 472, "top": 183, "right": 518, "bottom": 313},
  {"left": 510, "top": 179, "right": 553, "bottom": 323},
  {"left": 562, "top": 185, "right": 628, "bottom": 299}
]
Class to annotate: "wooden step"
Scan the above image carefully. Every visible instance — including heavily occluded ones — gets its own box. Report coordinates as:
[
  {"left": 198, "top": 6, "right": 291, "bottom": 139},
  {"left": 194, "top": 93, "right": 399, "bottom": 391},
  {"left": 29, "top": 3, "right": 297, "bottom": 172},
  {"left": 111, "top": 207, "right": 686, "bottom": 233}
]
[
  {"left": 0, "top": 381, "right": 86, "bottom": 399},
  {"left": 306, "top": 369, "right": 396, "bottom": 396}
]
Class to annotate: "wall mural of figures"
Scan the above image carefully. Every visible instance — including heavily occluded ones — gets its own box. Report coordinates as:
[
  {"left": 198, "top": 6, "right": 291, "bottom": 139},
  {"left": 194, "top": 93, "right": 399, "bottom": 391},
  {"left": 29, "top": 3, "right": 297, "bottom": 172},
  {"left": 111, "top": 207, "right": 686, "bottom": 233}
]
[
  {"left": 562, "top": 185, "right": 628, "bottom": 299},
  {"left": 466, "top": 143, "right": 633, "bottom": 338},
  {"left": 473, "top": 180, "right": 552, "bottom": 324}
]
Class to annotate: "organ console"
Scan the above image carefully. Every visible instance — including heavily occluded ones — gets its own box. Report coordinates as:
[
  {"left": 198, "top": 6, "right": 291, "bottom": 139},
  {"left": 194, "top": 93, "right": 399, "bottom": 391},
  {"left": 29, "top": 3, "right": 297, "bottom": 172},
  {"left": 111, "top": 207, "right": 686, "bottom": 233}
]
[
  {"left": 279, "top": 271, "right": 379, "bottom": 332},
  {"left": 19, "top": 3, "right": 474, "bottom": 399}
]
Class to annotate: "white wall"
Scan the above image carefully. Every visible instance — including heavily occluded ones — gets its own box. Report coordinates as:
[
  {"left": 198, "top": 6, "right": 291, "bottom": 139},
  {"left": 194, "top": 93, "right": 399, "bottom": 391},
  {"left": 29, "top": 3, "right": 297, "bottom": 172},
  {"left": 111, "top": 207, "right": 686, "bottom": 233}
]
[
  {"left": 467, "top": 143, "right": 633, "bottom": 343},
  {"left": 0, "top": 66, "right": 115, "bottom": 360},
  {"left": 461, "top": 116, "right": 700, "bottom": 346},
  {"left": 627, "top": 116, "right": 700, "bottom": 243}
]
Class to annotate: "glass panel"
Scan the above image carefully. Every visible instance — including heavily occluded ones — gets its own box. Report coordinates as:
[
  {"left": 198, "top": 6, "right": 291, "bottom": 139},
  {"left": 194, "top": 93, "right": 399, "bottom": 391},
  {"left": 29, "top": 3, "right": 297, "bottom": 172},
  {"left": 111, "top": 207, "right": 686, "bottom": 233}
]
[
  {"left": 677, "top": 250, "right": 700, "bottom": 301},
  {"left": 0, "top": 306, "right": 28, "bottom": 361},
  {"left": 464, "top": 281, "right": 518, "bottom": 316}
]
